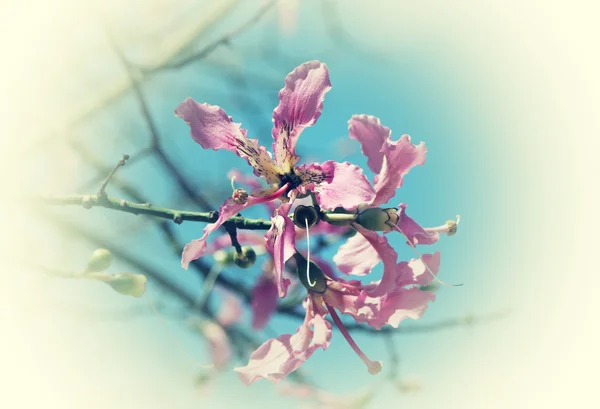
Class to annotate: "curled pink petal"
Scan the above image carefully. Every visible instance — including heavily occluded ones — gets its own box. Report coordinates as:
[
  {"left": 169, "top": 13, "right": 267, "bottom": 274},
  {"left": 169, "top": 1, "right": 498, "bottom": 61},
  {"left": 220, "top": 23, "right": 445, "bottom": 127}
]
[
  {"left": 251, "top": 274, "right": 279, "bottom": 329},
  {"left": 350, "top": 225, "right": 405, "bottom": 298},
  {"left": 181, "top": 185, "right": 288, "bottom": 270},
  {"left": 176, "top": 98, "right": 281, "bottom": 184},
  {"left": 235, "top": 297, "right": 331, "bottom": 385},
  {"left": 366, "top": 287, "right": 435, "bottom": 329},
  {"left": 397, "top": 203, "right": 440, "bottom": 246},
  {"left": 333, "top": 232, "right": 380, "bottom": 276},
  {"left": 297, "top": 161, "right": 375, "bottom": 211},
  {"left": 272, "top": 61, "right": 332, "bottom": 168},
  {"left": 372, "top": 134, "right": 427, "bottom": 207},
  {"left": 398, "top": 251, "right": 441, "bottom": 287},
  {"left": 265, "top": 202, "right": 296, "bottom": 297},
  {"left": 348, "top": 114, "right": 391, "bottom": 174}
]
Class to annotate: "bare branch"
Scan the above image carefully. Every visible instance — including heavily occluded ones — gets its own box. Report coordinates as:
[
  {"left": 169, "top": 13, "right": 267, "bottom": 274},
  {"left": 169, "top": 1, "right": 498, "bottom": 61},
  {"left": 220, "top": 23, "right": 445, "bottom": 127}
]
[
  {"left": 37, "top": 193, "right": 272, "bottom": 230},
  {"left": 144, "top": 0, "right": 278, "bottom": 73}
]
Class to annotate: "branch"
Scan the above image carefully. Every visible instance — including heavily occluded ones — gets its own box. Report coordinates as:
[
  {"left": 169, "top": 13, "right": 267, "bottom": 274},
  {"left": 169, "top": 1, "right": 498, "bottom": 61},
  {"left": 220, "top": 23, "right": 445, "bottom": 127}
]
[
  {"left": 344, "top": 310, "right": 511, "bottom": 334},
  {"left": 97, "top": 154, "right": 129, "bottom": 197},
  {"left": 143, "top": 0, "right": 278, "bottom": 73},
  {"left": 38, "top": 193, "right": 272, "bottom": 230}
]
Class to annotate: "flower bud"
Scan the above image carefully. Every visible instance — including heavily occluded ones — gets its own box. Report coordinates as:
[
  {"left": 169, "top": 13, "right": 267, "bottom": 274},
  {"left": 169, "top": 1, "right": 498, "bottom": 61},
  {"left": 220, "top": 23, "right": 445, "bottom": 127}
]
[
  {"left": 355, "top": 207, "right": 399, "bottom": 232},
  {"left": 293, "top": 252, "right": 327, "bottom": 293},
  {"left": 106, "top": 273, "right": 147, "bottom": 297},
  {"left": 234, "top": 246, "right": 257, "bottom": 268},
  {"left": 213, "top": 249, "right": 236, "bottom": 265},
  {"left": 231, "top": 188, "right": 248, "bottom": 205},
  {"left": 85, "top": 248, "right": 112, "bottom": 273},
  {"left": 292, "top": 205, "right": 319, "bottom": 228}
]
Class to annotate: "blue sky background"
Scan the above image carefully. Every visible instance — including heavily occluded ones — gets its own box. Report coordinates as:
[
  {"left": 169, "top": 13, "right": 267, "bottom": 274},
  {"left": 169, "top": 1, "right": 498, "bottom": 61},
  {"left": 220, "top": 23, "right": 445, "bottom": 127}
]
[{"left": 3, "top": 1, "right": 599, "bottom": 408}]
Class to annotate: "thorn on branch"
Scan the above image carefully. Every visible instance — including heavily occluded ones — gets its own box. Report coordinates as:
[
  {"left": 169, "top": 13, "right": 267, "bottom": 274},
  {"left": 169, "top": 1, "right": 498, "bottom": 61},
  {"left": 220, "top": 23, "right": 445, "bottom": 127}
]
[{"left": 97, "top": 154, "right": 130, "bottom": 197}]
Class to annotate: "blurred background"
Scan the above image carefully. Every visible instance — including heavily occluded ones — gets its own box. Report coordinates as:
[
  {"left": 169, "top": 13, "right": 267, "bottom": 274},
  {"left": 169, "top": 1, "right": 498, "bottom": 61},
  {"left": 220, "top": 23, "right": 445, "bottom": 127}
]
[{"left": 1, "top": 0, "right": 598, "bottom": 408}]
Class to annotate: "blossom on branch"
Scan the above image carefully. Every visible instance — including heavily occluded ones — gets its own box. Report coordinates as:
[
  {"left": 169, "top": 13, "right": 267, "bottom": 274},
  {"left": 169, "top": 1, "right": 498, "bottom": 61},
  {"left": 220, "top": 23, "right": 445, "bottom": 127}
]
[{"left": 176, "top": 61, "right": 375, "bottom": 298}]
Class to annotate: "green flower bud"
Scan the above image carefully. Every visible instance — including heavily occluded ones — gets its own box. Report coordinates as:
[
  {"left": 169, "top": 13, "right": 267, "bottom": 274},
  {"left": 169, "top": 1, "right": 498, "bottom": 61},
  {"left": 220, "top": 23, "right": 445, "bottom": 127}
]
[
  {"left": 292, "top": 205, "right": 319, "bottom": 228},
  {"left": 106, "top": 273, "right": 147, "bottom": 297},
  {"left": 234, "top": 246, "right": 257, "bottom": 268},
  {"left": 85, "top": 248, "right": 113, "bottom": 273},
  {"left": 213, "top": 249, "right": 236, "bottom": 265},
  {"left": 355, "top": 207, "right": 399, "bottom": 232},
  {"left": 293, "top": 252, "right": 327, "bottom": 294}
]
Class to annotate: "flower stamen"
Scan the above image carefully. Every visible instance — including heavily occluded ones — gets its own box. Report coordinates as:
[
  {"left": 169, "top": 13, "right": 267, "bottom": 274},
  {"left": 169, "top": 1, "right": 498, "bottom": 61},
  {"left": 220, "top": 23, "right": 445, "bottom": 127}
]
[
  {"left": 424, "top": 215, "right": 461, "bottom": 236},
  {"left": 326, "top": 304, "right": 382, "bottom": 375},
  {"left": 392, "top": 224, "right": 463, "bottom": 287}
]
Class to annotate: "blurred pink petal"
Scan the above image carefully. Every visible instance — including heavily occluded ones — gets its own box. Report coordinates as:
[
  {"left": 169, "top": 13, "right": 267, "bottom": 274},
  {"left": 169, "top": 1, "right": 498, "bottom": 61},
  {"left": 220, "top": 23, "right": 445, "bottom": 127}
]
[
  {"left": 216, "top": 292, "right": 243, "bottom": 327},
  {"left": 199, "top": 321, "right": 231, "bottom": 370},
  {"left": 251, "top": 274, "right": 279, "bottom": 329}
]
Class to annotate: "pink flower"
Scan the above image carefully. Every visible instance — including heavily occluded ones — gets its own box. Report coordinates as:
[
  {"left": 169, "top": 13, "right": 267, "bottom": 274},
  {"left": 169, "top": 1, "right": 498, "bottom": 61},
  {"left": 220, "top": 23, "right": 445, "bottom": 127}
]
[
  {"left": 334, "top": 115, "right": 459, "bottom": 291},
  {"left": 176, "top": 61, "right": 376, "bottom": 296},
  {"left": 234, "top": 236, "right": 440, "bottom": 384}
]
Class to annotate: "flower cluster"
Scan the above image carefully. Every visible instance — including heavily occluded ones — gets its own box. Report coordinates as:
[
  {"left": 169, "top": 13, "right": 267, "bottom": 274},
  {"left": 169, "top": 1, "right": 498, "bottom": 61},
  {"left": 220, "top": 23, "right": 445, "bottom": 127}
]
[{"left": 176, "top": 61, "right": 458, "bottom": 385}]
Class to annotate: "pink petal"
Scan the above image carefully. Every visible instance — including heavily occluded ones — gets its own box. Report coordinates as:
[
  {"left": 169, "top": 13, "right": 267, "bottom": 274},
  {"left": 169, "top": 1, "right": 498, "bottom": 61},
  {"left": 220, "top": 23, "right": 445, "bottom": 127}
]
[
  {"left": 363, "top": 287, "right": 435, "bottom": 330},
  {"left": 348, "top": 114, "right": 391, "bottom": 174},
  {"left": 333, "top": 232, "right": 380, "bottom": 276},
  {"left": 251, "top": 274, "right": 279, "bottom": 329},
  {"left": 352, "top": 225, "right": 399, "bottom": 297},
  {"left": 272, "top": 61, "right": 332, "bottom": 168},
  {"left": 216, "top": 292, "right": 243, "bottom": 327},
  {"left": 297, "top": 161, "right": 376, "bottom": 211},
  {"left": 265, "top": 203, "right": 296, "bottom": 297},
  {"left": 397, "top": 203, "right": 440, "bottom": 246},
  {"left": 235, "top": 297, "right": 331, "bottom": 385},
  {"left": 181, "top": 186, "right": 288, "bottom": 269},
  {"left": 199, "top": 321, "right": 232, "bottom": 370},
  {"left": 176, "top": 98, "right": 281, "bottom": 184},
  {"left": 398, "top": 251, "right": 441, "bottom": 287},
  {"left": 372, "top": 134, "right": 427, "bottom": 207},
  {"left": 324, "top": 274, "right": 435, "bottom": 330}
]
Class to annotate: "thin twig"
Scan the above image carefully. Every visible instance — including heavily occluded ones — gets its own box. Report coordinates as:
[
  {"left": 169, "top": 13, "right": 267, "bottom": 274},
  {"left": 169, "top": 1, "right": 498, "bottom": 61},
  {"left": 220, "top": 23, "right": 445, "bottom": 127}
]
[
  {"left": 97, "top": 154, "right": 129, "bottom": 197},
  {"left": 103, "top": 24, "right": 215, "bottom": 211},
  {"left": 144, "top": 0, "right": 278, "bottom": 73},
  {"left": 384, "top": 333, "right": 400, "bottom": 381},
  {"left": 37, "top": 194, "right": 272, "bottom": 229}
]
